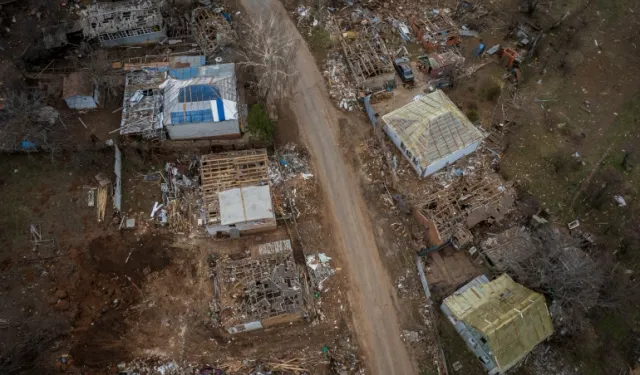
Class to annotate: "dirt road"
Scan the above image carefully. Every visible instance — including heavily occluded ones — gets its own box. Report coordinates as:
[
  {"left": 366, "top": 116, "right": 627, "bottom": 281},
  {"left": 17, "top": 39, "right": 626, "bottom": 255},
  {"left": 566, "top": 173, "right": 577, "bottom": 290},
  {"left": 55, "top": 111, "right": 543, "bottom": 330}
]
[{"left": 238, "top": 1, "right": 416, "bottom": 374}]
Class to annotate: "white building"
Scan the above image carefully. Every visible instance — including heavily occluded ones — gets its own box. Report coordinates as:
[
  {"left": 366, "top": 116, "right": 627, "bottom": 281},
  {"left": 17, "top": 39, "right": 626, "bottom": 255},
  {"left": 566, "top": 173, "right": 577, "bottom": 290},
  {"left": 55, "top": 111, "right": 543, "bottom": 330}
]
[
  {"left": 382, "top": 90, "right": 484, "bottom": 177},
  {"left": 162, "top": 63, "right": 240, "bottom": 140}
]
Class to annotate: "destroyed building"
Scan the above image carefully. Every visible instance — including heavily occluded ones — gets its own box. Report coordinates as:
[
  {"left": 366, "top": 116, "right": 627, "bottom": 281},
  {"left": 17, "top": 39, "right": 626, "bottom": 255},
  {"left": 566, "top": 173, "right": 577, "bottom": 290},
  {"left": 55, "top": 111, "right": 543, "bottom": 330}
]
[
  {"left": 422, "top": 51, "right": 465, "bottom": 85},
  {"left": 120, "top": 70, "right": 166, "bottom": 139},
  {"left": 341, "top": 38, "right": 395, "bottom": 90},
  {"left": 441, "top": 274, "right": 553, "bottom": 374},
  {"left": 162, "top": 63, "right": 240, "bottom": 140},
  {"left": 63, "top": 71, "right": 100, "bottom": 110},
  {"left": 200, "top": 149, "right": 276, "bottom": 236},
  {"left": 411, "top": 12, "right": 460, "bottom": 53},
  {"left": 122, "top": 55, "right": 207, "bottom": 78},
  {"left": 382, "top": 89, "right": 485, "bottom": 178},
  {"left": 480, "top": 226, "right": 538, "bottom": 272},
  {"left": 192, "top": 7, "right": 235, "bottom": 57},
  {"left": 415, "top": 173, "right": 515, "bottom": 246},
  {"left": 82, "top": 0, "right": 166, "bottom": 47},
  {"left": 211, "top": 239, "right": 307, "bottom": 334}
]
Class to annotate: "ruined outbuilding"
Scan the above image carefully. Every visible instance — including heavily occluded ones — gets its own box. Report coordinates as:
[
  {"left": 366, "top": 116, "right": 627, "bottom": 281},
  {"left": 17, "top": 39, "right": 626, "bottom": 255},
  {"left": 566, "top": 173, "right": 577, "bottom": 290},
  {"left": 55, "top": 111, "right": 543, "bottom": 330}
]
[
  {"left": 63, "top": 72, "right": 100, "bottom": 110},
  {"left": 82, "top": 0, "right": 165, "bottom": 47},
  {"left": 120, "top": 70, "right": 166, "bottom": 139},
  {"left": 192, "top": 7, "right": 235, "bottom": 57},
  {"left": 200, "top": 149, "right": 276, "bottom": 236},
  {"left": 211, "top": 239, "right": 307, "bottom": 334},
  {"left": 415, "top": 173, "right": 515, "bottom": 246},
  {"left": 341, "top": 38, "right": 395, "bottom": 90},
  {"left": 382, "top": 90, "right": 484, "bottom": 178},
  {"left": 481, "top": 226, "right": 538, "bottom": 272},
  {"left": 442, "top": 274, "right": 553, "bottom": 374}
]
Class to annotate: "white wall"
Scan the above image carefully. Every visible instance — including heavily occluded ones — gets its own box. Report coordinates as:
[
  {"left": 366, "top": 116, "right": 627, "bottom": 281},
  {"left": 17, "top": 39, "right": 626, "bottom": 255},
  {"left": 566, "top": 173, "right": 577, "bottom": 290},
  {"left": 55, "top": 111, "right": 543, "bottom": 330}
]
[
  {"left": 383, "top": 124, "right": 424, "bottom": 176},
  {"left": 166, "top": 119, "right": 241, "bottom": 140},
  {"left": 383, "top": 123, "right": 481, "bottom": 178},
  {"left": 423, "top": 141, "right": 481, "bottom": 177},
  {"left": 65, "top": 95, "right": 98, "bottom": 110}
]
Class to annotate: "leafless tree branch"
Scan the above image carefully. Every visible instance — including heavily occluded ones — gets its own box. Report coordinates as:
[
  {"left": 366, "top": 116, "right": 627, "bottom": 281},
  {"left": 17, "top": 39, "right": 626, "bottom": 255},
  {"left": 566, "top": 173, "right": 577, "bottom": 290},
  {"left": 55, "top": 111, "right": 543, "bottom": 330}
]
[{"left": 237, "top": 12, "right": 299, "bottom": 103}]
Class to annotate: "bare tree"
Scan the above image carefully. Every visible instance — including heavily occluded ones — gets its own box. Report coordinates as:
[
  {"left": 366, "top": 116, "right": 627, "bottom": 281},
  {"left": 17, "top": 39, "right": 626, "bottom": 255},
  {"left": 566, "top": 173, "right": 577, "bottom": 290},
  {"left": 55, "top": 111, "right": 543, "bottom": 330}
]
[
  {"left": 500, "top": 227, "right": 605, "bottom": 334},
  {"left": 0, "top": 89, "right": 68, "bottom": 155},
  {"left": 84, "top": 50, "right": 122, "bottom": 102},
  {"left": 237, "top": 11, "right": 299, "bottom": 104}
]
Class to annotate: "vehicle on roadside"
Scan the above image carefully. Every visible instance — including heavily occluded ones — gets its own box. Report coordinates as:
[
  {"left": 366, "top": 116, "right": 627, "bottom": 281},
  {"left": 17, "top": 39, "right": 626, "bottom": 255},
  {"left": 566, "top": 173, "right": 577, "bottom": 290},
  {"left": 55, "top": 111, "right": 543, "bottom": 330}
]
[{"left": 393, "top": 57, "right": 414, "bottom": 83}]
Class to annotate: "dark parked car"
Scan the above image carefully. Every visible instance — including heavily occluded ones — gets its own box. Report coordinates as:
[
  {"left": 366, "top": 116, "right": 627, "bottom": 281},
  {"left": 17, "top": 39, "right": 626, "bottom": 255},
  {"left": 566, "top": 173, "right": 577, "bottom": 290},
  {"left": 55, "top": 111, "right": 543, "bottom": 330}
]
[{"left": 393, "top": 57, "right": 414, "bottom": 83}]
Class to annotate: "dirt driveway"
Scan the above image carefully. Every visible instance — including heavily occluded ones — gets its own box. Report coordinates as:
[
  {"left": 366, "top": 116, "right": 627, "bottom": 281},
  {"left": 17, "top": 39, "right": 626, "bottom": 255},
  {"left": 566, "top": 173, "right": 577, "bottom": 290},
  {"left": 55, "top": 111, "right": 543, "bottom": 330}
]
[{"left": 238, "top": 1, "right": 416, "bottom": 374}]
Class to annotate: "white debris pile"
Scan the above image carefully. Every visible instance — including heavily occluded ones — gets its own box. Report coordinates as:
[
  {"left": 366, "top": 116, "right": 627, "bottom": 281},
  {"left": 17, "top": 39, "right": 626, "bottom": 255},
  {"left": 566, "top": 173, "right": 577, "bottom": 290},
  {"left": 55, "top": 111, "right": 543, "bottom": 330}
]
[
  {"left": 324, "top": 50, "right": 359, "bottom": 111},
  {"left": 270, "top": 143, "right": 313, "bottom": 186},
  {"left": 306, "top": 253, "right": 335, "bottom": 290},
  {"left": 116, "top": 360, "right": 204, "bottom": 375}
]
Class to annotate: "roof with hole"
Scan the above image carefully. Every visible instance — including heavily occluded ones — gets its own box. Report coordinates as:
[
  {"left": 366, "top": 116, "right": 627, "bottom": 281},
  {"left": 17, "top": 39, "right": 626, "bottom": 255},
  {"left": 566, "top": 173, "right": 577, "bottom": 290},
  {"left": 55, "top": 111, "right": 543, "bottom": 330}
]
[
  {"left": 162, "top": 64, "right": 238, "bottom": 127},
  {"left": 381, "top": 89, "right": 484, "bottom": 167},
  {"left": 443, "top": 274, "right": 553, "bottom": 373}
]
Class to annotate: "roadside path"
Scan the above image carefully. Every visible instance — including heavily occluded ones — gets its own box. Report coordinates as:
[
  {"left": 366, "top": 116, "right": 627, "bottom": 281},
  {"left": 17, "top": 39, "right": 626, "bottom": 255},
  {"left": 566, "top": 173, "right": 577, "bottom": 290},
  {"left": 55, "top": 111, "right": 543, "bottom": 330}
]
[{"left": 238, "top": 1, "right": 417, "bottom": 374}]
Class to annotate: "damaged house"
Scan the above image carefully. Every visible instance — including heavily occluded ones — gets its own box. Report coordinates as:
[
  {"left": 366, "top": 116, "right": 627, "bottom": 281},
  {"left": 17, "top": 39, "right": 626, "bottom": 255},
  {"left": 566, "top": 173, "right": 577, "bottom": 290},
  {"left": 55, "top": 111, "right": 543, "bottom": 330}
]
[
  {"left": 211, "top": 239, "right": 307, "bottom": 334},
  {"left": 119, "top": 69, "right": 166, "bottom": 139},
  {"left": 415, "top": 173, "right": 515, "bottom": 246},
  {"left": 441, "top": 274, "right": 553, "bottom": 374},
  {"left": 162, "top": 63, "right": 240, "bottom": 140},
  {"left": 200, "top": 149, "right": 276, "bottom": 236},
  {"left": 119, "top": 62, "right": 240, "bottom": 140},
  {"left": 382, "top": 90, "right": 484, "bottom": 178},
  {"left": 82, "top": 0, "right": 166, "bottom": 47}
]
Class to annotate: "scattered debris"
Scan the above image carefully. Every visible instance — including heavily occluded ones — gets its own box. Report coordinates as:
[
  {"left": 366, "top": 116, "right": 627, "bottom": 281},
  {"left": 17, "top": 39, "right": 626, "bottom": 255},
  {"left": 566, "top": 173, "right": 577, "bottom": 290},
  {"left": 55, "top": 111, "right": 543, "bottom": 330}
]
[
  {"left": 306, "top": 253, "right": 336, "bottom": 290},
  {"left": 614, "top": 195, "right": 627, "bottom": 207}
]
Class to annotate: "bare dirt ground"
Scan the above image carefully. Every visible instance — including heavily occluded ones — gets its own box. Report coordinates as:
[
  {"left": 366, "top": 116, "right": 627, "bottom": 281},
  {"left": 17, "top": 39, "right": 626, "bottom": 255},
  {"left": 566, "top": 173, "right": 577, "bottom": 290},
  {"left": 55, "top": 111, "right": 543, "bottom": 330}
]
[
  {"left": 238, "top": 0, "right": 416, "bottom": 374},
  {"left": 0, "top": 148, "right": 358, "bottom": 374}
]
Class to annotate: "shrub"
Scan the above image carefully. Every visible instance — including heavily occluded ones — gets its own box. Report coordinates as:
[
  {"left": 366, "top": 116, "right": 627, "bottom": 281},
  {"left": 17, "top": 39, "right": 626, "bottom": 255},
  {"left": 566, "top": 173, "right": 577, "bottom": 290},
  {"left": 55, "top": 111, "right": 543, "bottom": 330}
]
[
  {"left": 484, "top": 83, "right": 502, "bottom": 101},
  {"left": 466, "top": 110, "right": 479, "bottom": 122},
  {"left": 247, "top": 104, "right": 275, "bottom": 141}
]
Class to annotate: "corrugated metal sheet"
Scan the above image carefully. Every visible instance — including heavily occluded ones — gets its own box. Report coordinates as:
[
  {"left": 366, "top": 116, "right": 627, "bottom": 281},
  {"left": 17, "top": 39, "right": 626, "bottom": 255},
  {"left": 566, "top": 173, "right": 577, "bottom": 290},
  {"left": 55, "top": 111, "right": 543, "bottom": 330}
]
[
  {"left": 114, "top": 144, "right": 122, "bottom": 211},
  {"left": 258, "top": 240, "right": 292, "bottom": 255},
  {"left": 168, "top": 56, "right": 206, "bottom": 79},
  {"left": 218, "top": 186, "right": 274, "bottom": 225},
  {"left": 443, "top": 274, "right": 553, "bottom": 373},
  {"left": 382, "top": 89, "right": 484, "bottom": 168}
]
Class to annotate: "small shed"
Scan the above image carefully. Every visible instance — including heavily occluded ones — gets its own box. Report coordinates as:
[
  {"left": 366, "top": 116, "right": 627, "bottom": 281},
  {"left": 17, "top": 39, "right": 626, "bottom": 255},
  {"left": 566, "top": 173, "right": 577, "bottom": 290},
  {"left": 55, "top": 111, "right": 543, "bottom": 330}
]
[
  {"left": 382, "top": 90, "right": 484, "bottom": 177},
  {"left": 63, "top": 72, "right": 100, "bottom": 110}
]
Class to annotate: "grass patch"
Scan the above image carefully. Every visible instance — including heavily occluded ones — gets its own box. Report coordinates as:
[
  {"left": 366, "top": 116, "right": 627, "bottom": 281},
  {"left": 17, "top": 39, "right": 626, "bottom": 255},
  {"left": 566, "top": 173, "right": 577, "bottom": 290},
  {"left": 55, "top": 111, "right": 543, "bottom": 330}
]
[
  {"left": 247, "top": 104, "right": 275, "bottom": 141},
  {"left": 466, "top": 110, "right": 479, "bottom": 123},
  {"left": 479, "top": 79, "right": 502, "bottom": 102}
]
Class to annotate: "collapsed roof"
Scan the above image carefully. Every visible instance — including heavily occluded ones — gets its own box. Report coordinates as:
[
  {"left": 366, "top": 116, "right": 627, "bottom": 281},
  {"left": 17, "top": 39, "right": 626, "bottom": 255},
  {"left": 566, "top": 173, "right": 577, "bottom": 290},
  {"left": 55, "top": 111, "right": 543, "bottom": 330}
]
[{"left": 382, "top": 90, "right": 484, "bottom": 176}]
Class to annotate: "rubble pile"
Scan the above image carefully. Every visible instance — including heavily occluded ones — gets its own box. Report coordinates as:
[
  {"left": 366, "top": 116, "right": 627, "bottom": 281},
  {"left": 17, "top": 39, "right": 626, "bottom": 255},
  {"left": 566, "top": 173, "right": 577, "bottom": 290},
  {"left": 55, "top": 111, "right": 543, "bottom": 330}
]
[
  {"left": 152, "top": 156, "right": 201, "bottom": 232},
  {"left": 324, "top": 50, "right": 359, "bottom": 111},
  {"left": 327, "top": 337, "right": 364, "bottom": 375},
  {"left": 269, "top": 144, "right": 309, "bottom": 185},
  {"left": 306, "top": 253, "right": 335, "bottom": 290},
  {"left": 209, "top": 245, "right": 308, "bottom": 333}
]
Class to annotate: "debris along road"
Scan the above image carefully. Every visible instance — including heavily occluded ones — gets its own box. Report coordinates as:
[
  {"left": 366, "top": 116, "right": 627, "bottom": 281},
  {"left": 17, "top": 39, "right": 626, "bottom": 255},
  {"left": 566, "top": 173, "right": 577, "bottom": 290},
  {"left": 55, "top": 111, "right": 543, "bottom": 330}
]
[{"left": 239, "top": 0, "right": 417, "bottom": 374}]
